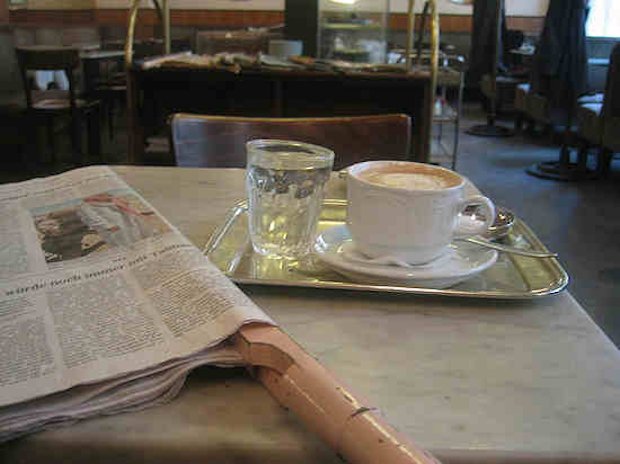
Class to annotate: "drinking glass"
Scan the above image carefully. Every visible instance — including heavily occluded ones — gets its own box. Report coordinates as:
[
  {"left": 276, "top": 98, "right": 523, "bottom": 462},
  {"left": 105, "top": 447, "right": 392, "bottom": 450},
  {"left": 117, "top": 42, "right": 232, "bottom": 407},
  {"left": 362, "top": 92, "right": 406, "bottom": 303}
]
[{"left": 246, "top": 139, "right": 335, "bottom": 259}]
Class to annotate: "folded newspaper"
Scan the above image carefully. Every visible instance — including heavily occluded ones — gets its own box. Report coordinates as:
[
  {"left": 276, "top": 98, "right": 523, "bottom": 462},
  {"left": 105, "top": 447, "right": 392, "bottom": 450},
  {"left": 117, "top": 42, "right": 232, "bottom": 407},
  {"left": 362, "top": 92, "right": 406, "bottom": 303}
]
[{"left": 0, "top": 166, "right": 273, "bottom": 442}]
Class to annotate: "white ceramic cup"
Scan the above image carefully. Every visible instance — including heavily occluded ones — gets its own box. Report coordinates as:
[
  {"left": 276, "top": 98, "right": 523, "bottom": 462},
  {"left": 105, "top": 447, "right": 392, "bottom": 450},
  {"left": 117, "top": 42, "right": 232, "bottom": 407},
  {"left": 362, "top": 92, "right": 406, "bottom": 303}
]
[{"left": 347, "top": 161, "right": 495, "bottom": 265}]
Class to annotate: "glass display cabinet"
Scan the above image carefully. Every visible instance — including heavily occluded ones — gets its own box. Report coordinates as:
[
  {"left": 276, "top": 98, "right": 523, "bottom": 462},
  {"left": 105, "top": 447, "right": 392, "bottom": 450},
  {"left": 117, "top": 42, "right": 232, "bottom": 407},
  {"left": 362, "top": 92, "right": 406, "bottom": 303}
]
[{"left": 318, "top": 0, "right": 390, "bottom": 63}]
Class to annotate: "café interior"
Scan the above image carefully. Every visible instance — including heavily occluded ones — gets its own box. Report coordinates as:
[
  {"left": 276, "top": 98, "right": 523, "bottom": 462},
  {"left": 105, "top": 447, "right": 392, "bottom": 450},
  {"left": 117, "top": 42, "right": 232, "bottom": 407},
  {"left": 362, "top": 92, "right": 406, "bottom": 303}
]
[{"left": 0, "top": 0, "right": 619, "bottom": 462}]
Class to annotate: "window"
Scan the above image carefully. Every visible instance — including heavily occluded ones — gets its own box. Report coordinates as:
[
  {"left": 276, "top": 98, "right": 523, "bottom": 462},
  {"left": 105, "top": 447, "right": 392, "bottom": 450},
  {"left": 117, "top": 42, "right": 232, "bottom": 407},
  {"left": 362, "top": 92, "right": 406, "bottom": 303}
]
[{"left": 587, "top": 0, "right": 620, "bottom": 38}]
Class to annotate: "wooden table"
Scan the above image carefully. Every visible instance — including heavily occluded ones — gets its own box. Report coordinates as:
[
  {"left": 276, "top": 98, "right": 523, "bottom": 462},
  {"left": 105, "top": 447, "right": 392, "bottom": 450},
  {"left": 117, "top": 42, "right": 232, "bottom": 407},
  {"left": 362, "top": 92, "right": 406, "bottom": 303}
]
[
  {"left": 2, "top": 166, "right": 620, "bottom": 464},
  {"left": 128, "top": 65, "right": 433, "bottom": 164}
]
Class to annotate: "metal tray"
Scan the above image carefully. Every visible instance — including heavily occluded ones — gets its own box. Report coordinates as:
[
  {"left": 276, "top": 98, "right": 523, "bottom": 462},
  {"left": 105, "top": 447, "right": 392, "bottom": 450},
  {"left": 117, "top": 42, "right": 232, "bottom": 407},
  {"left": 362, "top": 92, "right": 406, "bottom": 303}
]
[{"left": 204, "top": 199, "right": 568, "bottom": 299}]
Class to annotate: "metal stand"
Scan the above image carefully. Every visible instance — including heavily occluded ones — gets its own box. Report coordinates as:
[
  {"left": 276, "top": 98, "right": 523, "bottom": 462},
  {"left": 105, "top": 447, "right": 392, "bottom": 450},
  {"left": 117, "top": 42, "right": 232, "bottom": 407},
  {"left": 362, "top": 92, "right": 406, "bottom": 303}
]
[
  {"left": 406, "top": 0, "right": 442, "bottom": 165},
  {"left": 526, "top": 160, "right": 594, "bottom": 181},
  {"left": 526, "top": 131, "right": 595, "bottom": 181},
  {"left": 467, "top": 109, "right": 514, "bottom": 137},
  {"left": 125, "top": 0, "right": 170, "bottom": 164},
  {"left": 432, "top": 54, "right": 466, "bottom": 169}
]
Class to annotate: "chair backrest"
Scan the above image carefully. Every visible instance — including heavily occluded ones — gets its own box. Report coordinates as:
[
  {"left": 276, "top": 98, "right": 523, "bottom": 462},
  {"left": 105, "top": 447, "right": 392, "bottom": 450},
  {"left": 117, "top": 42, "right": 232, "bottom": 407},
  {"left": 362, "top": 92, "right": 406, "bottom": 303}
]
[
  {"left": 602, "top": 43, "right": 620, "bottom": 152},
  {"left": 0, "top": 27, "right": 22, "bottom": 97},
  {"left": 15, "top": 46, "right": 80, "bottom": 109},
  {"left": 602, "top": 43, "right": 620, "bottom": 120},
  {"left": 170, "top": 114, "right": 412, "bottom": 170}
]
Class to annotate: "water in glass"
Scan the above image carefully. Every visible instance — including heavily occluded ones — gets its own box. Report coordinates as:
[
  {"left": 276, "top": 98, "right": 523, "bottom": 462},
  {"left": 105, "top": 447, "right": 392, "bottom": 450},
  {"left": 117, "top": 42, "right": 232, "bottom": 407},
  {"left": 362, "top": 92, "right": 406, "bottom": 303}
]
[{"left": 246, "top": 140, "right": 334, "bottom": 259}]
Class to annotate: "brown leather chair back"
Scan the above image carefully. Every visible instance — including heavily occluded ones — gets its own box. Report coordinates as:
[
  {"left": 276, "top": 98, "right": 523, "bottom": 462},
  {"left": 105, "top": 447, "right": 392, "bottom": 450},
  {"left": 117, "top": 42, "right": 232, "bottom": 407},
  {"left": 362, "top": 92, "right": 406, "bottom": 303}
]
[{"left": 170, "top": 114, "right": 412, "bottom": 170}]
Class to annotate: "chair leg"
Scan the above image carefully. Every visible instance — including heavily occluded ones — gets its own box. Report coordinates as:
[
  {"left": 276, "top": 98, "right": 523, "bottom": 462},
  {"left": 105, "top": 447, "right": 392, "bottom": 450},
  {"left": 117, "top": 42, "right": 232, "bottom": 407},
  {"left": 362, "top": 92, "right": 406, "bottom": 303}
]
[
  {"left": 597, "top": 148, "right": 613, "bottom": 177},
  {"left": 87, "top": 108, "right": 102, "bottom": 163},
  {"left": 525, "top": 119, "right": 536, "bottom": 136},
  {"left": 45, "top": 117, "right": 56, "bottom": 164},
  {"left": 71, "top": 113, "right": 83, "bottom": 165},
  {"left": 514, "top": 113, "right": 523, "bottom": 133},
  {"left": 108, "top": 97, "right": 115, "bottom": 141},
  {"left": 24, "top": 114, "right": 39, "bottom": 169},
  {"left": 576, "top": 142, "right": 589, "bottom": 177}
]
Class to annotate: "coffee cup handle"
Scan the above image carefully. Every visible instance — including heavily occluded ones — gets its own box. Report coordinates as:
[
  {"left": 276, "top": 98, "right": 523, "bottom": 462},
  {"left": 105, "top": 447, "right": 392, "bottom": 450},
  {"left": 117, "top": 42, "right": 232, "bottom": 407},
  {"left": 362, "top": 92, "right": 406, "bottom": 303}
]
[{"left": 454, "top": 195, "right": 496, "bottom": 238}]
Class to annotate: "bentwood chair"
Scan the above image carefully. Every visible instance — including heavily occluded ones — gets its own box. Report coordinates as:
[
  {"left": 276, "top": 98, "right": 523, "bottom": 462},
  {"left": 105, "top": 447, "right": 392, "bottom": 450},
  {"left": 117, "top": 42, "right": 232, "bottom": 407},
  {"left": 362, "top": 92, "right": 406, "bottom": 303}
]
[
  {"left": 170, "top": 114, "right": 412, "bottom": 170},
  {"left": 575, "top": 43, "right": 620, "bottom": 176},
  {"left": 15, "top": 46, "right": 101, "bottom": 164}
]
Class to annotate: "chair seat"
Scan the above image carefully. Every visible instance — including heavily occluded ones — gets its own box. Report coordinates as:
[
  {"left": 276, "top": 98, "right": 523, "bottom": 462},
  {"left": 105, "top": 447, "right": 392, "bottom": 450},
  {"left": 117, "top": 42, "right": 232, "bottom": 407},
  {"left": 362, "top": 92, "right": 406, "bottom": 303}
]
[
  {"left": 576, "top": 102, "right": 603, "bottom": 144},
  {"left": 578, "top": 92, "right": 605, "bottom": 105},
  {"left": 481, "top": 74, "right": 523, "bottom": 102},
  {"left": 95, "top": 85, "right": 126, "bottom": 93},
  {"left": 32, "top": 98, "right": 99, "bottom": 111},
  {"left": 517, "top": 83, "right": 530, "bottom": 92},
  {"left": 525, "top": 93, "right": 550, "bottom": 123},
  {"left": 515, "top": 83, "right": 530, "bottom": 111},
  {"left": 495, "top": 75, "right": 523, "bottom": 85}
]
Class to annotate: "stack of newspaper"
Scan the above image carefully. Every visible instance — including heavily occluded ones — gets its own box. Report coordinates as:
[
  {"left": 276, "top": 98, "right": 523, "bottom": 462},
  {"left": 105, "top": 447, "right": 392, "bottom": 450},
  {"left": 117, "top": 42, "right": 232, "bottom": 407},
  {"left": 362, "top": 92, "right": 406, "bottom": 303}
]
[{"left": 0, "top": 167, "right": 273, "bottom": 442}]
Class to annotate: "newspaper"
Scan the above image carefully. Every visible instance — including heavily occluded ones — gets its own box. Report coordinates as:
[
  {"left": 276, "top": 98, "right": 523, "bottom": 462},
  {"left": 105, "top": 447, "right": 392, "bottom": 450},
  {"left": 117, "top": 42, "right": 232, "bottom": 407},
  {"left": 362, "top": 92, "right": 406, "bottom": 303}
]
[{"left": 0, "top": 166, "right": 273, "bottom": 441}]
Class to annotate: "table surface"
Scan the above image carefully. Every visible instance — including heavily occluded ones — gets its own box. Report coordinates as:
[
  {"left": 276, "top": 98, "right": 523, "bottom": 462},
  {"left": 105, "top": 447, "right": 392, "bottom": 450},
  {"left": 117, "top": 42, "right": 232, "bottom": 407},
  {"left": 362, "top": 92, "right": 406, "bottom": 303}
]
[
  {"left": 2, "top": 166, "right": 620, "bottom": 464},
  {"left": 80, "top": 50, "right": 125, "bottom": 60}
]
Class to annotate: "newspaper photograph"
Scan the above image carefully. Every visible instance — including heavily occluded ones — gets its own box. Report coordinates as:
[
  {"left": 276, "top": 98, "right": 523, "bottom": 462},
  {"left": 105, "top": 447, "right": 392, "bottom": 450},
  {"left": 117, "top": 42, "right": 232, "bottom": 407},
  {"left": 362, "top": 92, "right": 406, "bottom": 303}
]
[{"left": 32, "top": 189, "right": 171, "bottom": 264}]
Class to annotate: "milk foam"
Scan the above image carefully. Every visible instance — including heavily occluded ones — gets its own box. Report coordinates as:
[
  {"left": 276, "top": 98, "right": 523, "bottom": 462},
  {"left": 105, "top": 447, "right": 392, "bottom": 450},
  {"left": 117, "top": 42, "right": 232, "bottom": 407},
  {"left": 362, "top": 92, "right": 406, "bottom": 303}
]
[{"left": 363, "top": 172, "right": 451, "bottom": 190}]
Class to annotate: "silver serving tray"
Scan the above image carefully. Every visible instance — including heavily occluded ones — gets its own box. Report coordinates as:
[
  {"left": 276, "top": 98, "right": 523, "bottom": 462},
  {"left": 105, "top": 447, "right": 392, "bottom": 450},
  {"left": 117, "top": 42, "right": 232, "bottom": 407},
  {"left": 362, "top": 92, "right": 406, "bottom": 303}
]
[{"left": 204, "top": 199, "right": 568, "bottom": 299}]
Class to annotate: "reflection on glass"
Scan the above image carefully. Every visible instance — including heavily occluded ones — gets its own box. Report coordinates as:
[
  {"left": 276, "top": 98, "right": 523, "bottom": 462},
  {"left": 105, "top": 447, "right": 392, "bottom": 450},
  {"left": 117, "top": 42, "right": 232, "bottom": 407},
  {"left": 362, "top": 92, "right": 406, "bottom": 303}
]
[{"left": 319, "top": 0, "right": 390, "bottom": 63}]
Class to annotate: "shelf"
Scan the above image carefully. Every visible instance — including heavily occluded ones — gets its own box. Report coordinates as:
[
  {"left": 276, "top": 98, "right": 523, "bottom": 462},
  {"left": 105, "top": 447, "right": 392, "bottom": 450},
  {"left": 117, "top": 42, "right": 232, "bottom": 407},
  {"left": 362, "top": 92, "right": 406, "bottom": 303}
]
[
  {"left": 321, "top": 22, "right": 383, "bottom": 31},
  {"left": 433, "top": 102, "right": 458, "bottom": 123}
]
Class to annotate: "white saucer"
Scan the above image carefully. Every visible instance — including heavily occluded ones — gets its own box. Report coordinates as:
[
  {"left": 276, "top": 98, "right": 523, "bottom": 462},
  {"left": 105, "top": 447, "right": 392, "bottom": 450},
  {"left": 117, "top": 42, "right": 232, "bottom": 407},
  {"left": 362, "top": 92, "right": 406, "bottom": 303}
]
[{"left": 314, "top": 225, "right": 498, "bottom": 289}]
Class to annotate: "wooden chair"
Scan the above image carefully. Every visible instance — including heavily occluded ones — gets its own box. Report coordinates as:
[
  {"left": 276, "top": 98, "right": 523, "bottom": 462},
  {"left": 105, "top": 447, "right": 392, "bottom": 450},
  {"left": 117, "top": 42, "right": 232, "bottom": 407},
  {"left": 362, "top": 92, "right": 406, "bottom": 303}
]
[
  {"left": 82, "top": 53, "right": 126, "bottom": 141},
  {"left": 600, "top": 44, "right": 620, "bottom": 172},
  {"left": 170, "top": 114, "right": 412, "bottom": 170},
  {"left": 15, "top": 46, "right": 101, "bottom": 164},
  {"left": 575, "top": 43, "right": 620, "bottom": 176}
]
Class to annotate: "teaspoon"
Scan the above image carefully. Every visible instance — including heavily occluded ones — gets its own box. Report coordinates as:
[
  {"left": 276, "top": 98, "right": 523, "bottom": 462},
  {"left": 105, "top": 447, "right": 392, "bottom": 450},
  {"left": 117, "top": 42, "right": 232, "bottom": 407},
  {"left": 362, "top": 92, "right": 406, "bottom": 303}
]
[{"left": 463, "top": 236, "right": 558, "bottom": 258}]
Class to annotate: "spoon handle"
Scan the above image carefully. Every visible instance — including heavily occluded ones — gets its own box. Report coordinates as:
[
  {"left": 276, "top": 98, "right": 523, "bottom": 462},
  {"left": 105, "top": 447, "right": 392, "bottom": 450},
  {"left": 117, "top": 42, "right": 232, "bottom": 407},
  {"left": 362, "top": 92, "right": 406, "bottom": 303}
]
[{"left": 465, "top": 237, "right": 558, "bottom": 258}]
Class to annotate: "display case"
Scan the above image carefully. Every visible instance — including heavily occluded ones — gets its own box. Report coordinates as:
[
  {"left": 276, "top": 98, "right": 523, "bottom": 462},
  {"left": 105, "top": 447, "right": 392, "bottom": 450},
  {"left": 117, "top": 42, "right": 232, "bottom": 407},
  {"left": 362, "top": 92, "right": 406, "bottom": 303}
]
[{"left": 318, "top": 0, "right": 390, "bottom": 63}]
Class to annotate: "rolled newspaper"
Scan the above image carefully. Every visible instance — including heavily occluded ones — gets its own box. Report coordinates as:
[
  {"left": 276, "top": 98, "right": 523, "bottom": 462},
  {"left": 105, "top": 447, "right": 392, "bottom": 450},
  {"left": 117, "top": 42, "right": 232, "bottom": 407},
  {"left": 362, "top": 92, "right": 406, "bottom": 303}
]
[{"left": 235, "top": 324, "right": 441, "bottom": 464}]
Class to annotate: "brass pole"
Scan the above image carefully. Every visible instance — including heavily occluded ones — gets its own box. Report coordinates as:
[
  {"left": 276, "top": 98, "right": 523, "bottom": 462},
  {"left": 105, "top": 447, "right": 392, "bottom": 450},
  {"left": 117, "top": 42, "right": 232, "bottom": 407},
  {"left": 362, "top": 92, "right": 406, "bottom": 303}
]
[
  {"left": 125, "top": 0, "right": 140, "bottom": 69},
  {"left": 125, "top": 0, "right": 141, "bottom": 164},
  {"left": 163, "top": 0, "right": 171, "bottom": 55},
  {"left": 405, "top": 0, "right": 415, "bottom": 70},
  {"left": 429, "top": 0, "right": 440, "bottom": 149},
  {"left": 429, "top": 0, "right": 439, "bottom": 92}
]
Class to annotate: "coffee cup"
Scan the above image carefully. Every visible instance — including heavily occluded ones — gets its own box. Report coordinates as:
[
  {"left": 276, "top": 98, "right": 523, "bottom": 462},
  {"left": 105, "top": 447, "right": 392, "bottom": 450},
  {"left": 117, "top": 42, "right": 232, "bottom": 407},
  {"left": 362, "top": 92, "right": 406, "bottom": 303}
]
[{"left": 346, "top": 161, "right": 495, "bottom": 265}]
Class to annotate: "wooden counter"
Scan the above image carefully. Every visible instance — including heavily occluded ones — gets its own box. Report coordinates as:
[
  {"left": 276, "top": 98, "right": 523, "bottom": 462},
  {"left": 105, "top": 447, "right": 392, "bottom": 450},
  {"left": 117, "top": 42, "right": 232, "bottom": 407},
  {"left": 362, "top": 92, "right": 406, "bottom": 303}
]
[{"left": 128, "top": 65, "right": 433, "bottom": 164}]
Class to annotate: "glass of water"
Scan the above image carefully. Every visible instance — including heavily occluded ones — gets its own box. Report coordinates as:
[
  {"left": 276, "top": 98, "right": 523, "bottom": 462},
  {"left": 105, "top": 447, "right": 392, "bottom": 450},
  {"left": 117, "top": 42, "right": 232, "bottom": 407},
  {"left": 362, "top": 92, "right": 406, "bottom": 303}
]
[{"left": 246, "top": 139, "right": 335, "bottom": 259}]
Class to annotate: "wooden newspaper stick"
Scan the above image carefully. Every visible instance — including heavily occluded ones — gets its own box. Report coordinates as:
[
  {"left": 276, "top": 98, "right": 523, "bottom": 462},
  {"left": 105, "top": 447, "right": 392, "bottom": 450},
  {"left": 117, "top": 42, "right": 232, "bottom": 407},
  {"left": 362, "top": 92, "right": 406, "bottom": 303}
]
[{"left": 235, "top": 324, "right": 441, "bottom": 464}]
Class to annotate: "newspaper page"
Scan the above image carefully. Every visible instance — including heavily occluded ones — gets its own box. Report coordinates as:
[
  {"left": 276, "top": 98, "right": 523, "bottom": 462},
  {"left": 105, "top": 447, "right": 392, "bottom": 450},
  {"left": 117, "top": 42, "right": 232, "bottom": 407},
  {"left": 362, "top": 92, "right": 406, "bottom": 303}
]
[{"left": 0, "top": 166, "right": 273, "bottom": 410}]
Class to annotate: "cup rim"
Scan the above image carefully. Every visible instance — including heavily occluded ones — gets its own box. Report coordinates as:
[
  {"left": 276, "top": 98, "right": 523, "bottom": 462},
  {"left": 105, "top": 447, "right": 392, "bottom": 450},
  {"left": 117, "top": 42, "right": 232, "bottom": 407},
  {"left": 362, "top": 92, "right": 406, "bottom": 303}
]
[
  {"left": 347, "top": 160, "right": 464, "bottom": 192},
  {"left": 247, "top": 139, "right": 335, "bottom": 162}
]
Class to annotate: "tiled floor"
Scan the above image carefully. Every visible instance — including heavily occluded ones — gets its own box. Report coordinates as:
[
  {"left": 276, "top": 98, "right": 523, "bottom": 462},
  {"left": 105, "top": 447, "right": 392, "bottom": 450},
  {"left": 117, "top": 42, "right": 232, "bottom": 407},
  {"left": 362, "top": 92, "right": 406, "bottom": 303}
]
[
  {"left": 2, "top": 105, "right": 619, "bottom": 347},
  {"left": 453, "top": 113, "right": 620, "bottom": 347}
]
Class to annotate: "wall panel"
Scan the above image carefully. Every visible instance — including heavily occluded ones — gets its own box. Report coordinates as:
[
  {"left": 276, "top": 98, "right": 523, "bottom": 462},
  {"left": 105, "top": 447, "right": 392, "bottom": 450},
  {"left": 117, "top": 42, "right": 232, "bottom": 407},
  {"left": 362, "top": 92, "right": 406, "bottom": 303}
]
[{"left": 9, "top": 8, "right": 545, "bottom": 35}]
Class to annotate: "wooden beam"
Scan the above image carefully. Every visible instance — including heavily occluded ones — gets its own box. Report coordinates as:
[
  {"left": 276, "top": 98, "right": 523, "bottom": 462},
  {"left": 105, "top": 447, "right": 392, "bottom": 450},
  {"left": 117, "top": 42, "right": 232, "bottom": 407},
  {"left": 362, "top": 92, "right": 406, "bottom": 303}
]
[{"left": 8, "top": 9, "right": 545, "bottom": 35}]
